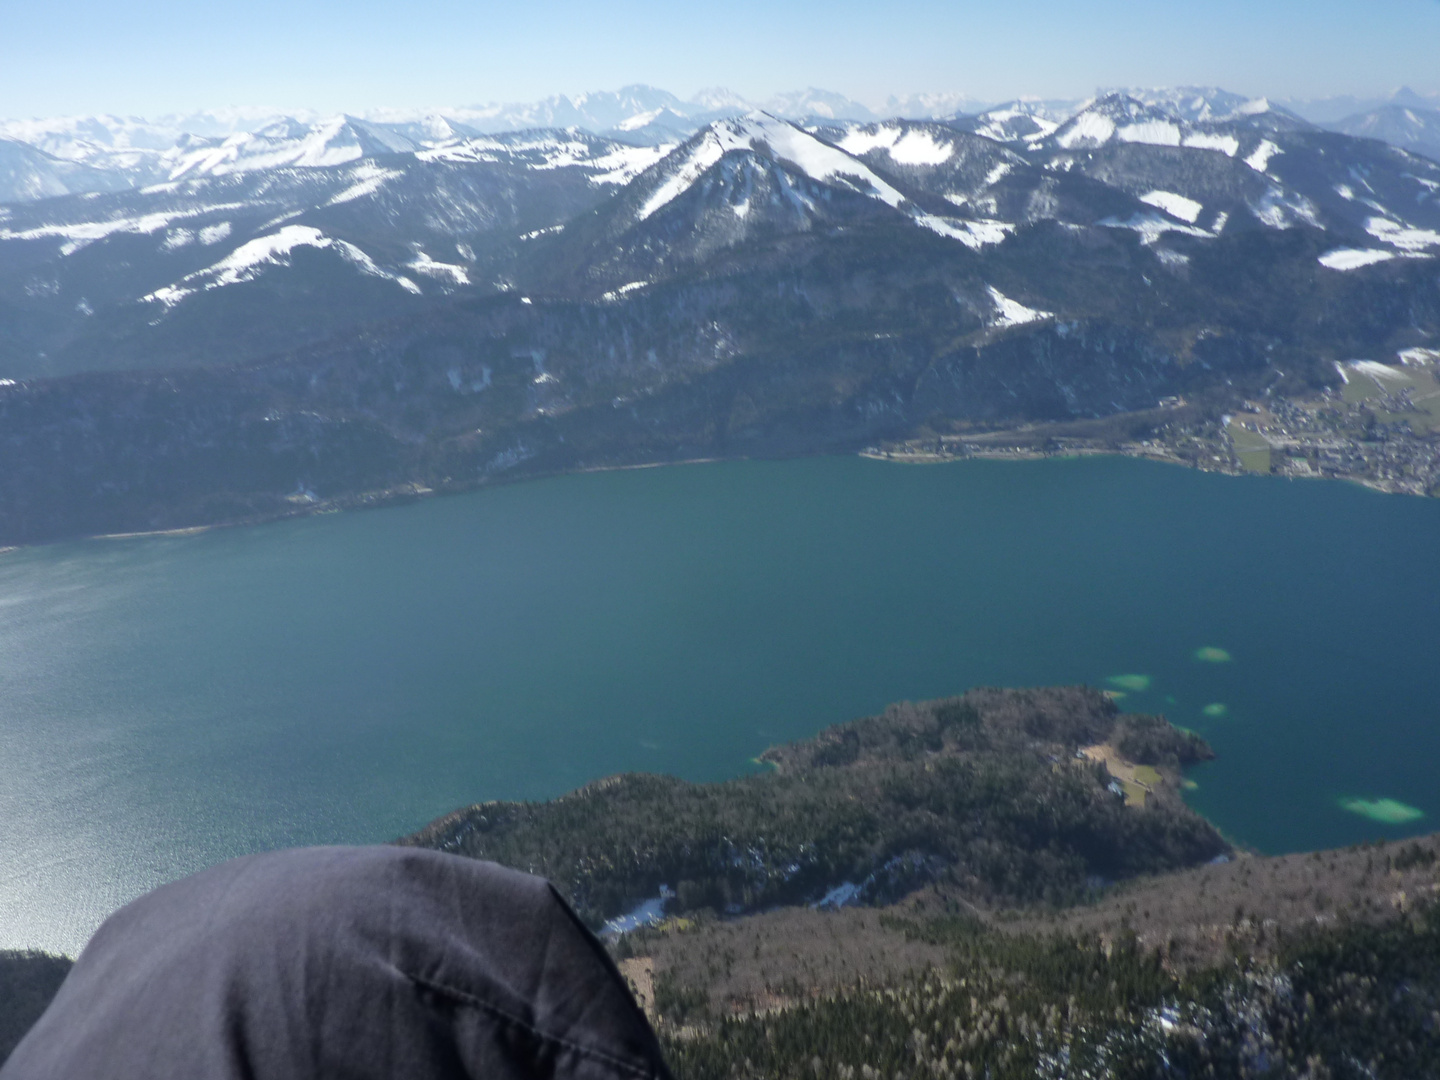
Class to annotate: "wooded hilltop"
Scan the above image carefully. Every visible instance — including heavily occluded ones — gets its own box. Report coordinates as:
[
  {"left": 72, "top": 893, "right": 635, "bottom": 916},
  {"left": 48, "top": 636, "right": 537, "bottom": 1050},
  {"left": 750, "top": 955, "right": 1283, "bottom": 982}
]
[{"left": 401, "top": 685, "right": 1440, "bottom": 1079}]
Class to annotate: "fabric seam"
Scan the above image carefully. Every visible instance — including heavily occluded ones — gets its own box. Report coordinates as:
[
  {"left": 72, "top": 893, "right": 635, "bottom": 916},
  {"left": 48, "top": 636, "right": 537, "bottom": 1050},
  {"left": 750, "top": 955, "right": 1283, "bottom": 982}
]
[{"left": 404, "top": 971, "right": 657, "bottom": 1079}]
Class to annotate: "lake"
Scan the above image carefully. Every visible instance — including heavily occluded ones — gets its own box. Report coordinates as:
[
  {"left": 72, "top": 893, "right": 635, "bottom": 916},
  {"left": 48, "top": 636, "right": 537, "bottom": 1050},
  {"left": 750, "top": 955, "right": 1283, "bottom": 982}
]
[{"left": 1, "top": 454, "right": 1437, "bottom": 954}]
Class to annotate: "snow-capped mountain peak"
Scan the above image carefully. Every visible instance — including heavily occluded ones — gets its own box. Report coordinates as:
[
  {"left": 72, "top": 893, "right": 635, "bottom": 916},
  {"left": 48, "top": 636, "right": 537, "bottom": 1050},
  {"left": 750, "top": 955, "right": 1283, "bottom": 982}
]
[
  {"left": 1033, "top": 92, "right": 1314, "bottom": 161},
  {"left": 1050, "top": 95, "right": 1186, "bottom": 149},
  {"left": 8, "top": 85, "right": 1436, "bottom": 213},
  {"left": 0, "top": 138, "right": 134, "bottom": 203},
  {"left": 163, "top": 116, "right": 424, "bottom": 179},
  {"left": 688, "top": 87, "right": 752, "bottom": 111},
  {"left": 882, "top": 92, "right": 996, "bottom": 120},
  {"left": 417, "top": 130, "right": 670, "bottom": 185},
  {"left": 1329, "top": 103, "right": 1440, "bottom": 163},
  {"left": 635, "top": 113, "right": 907, "bottom": 221},
  {"left": 957, "top": 101, "right": 1065, "bottom": 144},
  {"left": 4, "top": 83, "right": 1440, "bottom": 411},
  {"left": 1118, "top": 86, "right": 1251, "bottom": 123},
  {"left": 760, "top": 88, "right": 876, "bottom": 123},
  {"left": 1231, "top": 97, "right": 1275, "bottom": 117}
]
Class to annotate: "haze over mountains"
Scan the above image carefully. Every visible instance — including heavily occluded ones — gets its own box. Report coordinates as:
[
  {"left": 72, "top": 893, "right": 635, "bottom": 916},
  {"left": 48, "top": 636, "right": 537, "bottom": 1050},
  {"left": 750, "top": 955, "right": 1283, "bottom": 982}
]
[
  {"left": 0, "top": 83, "right": 1437, "bottom": 542},
  {"left": 3, "top": 84, "right": 1438, "bottom": 205}
]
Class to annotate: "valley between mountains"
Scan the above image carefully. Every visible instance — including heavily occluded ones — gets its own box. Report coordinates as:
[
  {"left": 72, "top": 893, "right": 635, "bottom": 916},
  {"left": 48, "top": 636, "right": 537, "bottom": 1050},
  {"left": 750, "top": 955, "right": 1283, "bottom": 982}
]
[{"left": 1, "top": 91, "right": 1439, "bottom": 544}]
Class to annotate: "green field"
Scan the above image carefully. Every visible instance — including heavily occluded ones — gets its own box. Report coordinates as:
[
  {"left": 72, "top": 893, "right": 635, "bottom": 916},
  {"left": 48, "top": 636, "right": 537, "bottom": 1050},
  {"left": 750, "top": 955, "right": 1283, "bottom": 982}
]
[
  {"left": 1118, "top": 778, "right": 1148, "bottom": 807},
  {"left": 1225, "top": 418, "right": 1271, "bottom": 473},
  {"left": 1341, "top": 371, "right": 1385, "bottom": 405},
  {"left": 1380, "top": 367, "right": 1440, "bottom": 433},
  {"left": 1342, "top": 361, "right": 1440, "bottom": 433}
]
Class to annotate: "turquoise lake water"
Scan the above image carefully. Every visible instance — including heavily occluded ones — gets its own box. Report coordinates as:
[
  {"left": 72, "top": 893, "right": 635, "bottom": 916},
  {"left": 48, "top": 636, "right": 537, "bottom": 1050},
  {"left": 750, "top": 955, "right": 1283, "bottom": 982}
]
[{"left": 1, "top": 454, "right": 1437, "bottom": 954}]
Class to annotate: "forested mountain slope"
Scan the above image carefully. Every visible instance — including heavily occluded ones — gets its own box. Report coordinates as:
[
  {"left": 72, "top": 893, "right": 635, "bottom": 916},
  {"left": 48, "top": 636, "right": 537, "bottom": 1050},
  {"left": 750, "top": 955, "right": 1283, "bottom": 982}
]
[{"left": 0, "top": 100, "right": 1437, "bottom": 543}]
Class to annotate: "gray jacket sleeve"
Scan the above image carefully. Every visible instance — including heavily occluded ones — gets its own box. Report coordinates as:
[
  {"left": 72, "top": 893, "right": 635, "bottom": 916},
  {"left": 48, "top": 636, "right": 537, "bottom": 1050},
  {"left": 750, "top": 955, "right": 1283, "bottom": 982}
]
[{"left": 2, "top": 845, "right": 672, "bottom": 1080}]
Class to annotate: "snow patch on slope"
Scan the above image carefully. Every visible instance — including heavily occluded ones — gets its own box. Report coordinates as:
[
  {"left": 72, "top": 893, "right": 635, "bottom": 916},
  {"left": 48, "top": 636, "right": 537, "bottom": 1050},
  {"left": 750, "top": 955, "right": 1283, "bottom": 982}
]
[
  {"left": 416, "top": 133, "right": 670, "bottom": 184},
  {"left": 1349, "top": 359, "right": 1410, "bottom": 381},
  {"left": 142, "top": 224, "right": 421, "bottom": 307},
  {"left": 987, "top": 286, "right": 1053, "bottom": 327},
  {"left": 588, "top": 143, "right": 673, "bottom": 184},
  {"left": 889, "top": 130, "right": 955, "bottom": 166},
  {"left": 601, "top": 280, "right": 650, "bottom": 302},
  {"left": 638, "top": 135, "right": 730, "bottom": 219},
  {"left": 836, "top": 126, "right": 902, "bottom": 156},
  {"left": 1139, "top": 190, "right": 1203, "bottom": 223},
  {"left": 208, "top": 226, "right": 333, "bottom": 285},
  {"left": 1398, "top": 347, "right": 1440, "bottom": 365},
  {"left": 916, "top": 216, "right": 1013, "bottom": 248},
  {"left": 1181, "top": 132, "right": 1240, "bottom": 157},
  {"left": 984, "top": 162, "right": 1013, "bottom": 185},
  {"left": 1055, "top": 112, "right": 1116, "bottom": 149},
  {"left": 1318, "top": 248, "right": 1398, "bottom": 270},
  {"left": 1117, "top": 120, "right": 1181, "bottom": 146},
  {"left": 406, "top": 249, "right": 470, "bottom": 284},
  {"left": 1100, "top": 212, "right": 1210, "bottom": 244},
  {"left": 970, "top": 106, "right": 1060, "bottom": 144},
  {"left": 0, "top": 204, "right": 246, "bottom": 255},
  {"left": 415, "top": 136, "right": 512, "bottom": 163},
  {"left": 1244, "top": 140, "right": 1282, "bottom": 173},
  {"left": 326, "top": 164, "right": 402, "bottom": 206},
  {"left": 1232, "top": 98, "right": 1276, "bottom": 118},
  {"left": 1366, "top": 216, "right": 1440, "bottom": 251},
  {"left": 1249, "top": 187, "right": 1321, "bottom": 229},
  {"left": 837, "top": 125, "right": 954, "bottom": 166}
]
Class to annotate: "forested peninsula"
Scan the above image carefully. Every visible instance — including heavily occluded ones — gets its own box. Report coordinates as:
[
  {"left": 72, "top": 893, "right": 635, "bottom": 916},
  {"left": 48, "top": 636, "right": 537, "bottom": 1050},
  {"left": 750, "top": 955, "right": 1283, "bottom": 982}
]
[
  {"left": 402, "top": 685, "right": 1440, "bottom": 1080},
  {"left": 399, "top": 687, "right": 1224, "bottom": 925}
]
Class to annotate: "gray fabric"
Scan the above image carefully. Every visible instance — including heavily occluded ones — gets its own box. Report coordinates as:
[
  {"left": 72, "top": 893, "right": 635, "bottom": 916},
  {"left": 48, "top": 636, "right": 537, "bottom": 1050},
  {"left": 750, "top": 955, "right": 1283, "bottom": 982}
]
[{"left": 2, "top": 846, "right": 670, "bottom": 1080}]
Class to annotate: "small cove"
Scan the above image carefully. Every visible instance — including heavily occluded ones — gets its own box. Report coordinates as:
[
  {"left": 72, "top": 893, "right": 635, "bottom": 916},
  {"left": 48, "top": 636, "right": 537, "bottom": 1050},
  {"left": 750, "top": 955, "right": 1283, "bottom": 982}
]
[{"left": 1, "top": 454, "right": 1437, "bottom": 954}]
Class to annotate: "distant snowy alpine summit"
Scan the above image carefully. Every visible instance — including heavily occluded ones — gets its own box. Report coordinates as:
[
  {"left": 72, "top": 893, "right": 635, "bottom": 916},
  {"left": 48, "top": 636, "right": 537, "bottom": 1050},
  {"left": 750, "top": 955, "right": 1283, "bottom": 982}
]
[{"left": 5, "top": 84, "right": 1439, "bottom": 206}]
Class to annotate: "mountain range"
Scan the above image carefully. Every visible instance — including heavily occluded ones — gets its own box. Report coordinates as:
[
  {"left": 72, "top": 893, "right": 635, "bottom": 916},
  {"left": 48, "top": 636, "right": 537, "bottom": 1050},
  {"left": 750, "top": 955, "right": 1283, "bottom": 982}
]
[
  {"left": 0, "top": 87, "right": 1437, "bottom": 543},
  {"left": 3, "top": 85, "right": 1438, "bottom": 206}
]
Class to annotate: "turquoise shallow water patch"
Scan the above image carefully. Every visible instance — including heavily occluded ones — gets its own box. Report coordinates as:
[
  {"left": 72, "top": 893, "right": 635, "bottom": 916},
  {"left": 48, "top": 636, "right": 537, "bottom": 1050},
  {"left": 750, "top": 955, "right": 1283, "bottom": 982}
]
[
  {"left": 1106, "top": 674, "right": 1152, "bottom": 692},
  {"left": 1339, "top": 798, "right": 1425, "bottom": 824}
]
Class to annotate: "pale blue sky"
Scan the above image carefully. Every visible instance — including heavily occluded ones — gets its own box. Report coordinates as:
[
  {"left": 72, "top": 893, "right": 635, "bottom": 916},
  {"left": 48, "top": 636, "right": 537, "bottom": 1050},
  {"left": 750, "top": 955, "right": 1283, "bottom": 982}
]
[{"left": 2, "top": 0, "right": 1438, "bottom": 117}]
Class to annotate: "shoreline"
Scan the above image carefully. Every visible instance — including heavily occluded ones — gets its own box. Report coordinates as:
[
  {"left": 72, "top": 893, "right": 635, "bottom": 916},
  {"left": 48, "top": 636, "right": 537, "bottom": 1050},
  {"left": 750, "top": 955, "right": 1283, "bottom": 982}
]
[
  {"left": 861, "top": 435, "right": 1438, "bottom": 498},
  {"left": 8, "top": 431, "right": 1431, "bottom": 554},
  {"left": 93, "top": 525, "right": 217, "bottom": 541}
]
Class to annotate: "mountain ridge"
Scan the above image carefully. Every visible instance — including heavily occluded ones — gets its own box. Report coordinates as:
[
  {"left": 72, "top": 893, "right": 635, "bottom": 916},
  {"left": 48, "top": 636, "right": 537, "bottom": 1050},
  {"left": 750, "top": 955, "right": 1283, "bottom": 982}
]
[
  {"left": 5, "top": 84, "right": 1438, "bottom": 207},
  {"left": 0, "top": 99, "right": 1437, "bottom": 545}
]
